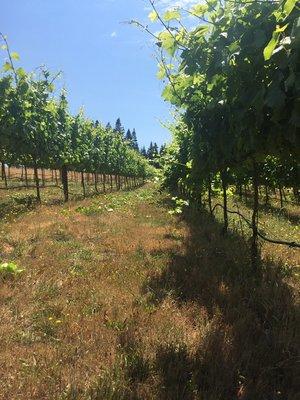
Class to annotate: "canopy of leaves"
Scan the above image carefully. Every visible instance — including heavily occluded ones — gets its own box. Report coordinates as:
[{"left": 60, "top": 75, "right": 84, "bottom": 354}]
[{"left": 147, "top": 0, "right": 299, "bottom": 195}]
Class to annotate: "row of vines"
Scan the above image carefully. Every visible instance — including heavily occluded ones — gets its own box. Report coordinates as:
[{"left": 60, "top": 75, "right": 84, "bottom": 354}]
[
  {"left": 142, "top": 0, "right": 300, "bottom": 268},
  {"left": 0, "top": 35, "right": 154, "bottom": 203}
]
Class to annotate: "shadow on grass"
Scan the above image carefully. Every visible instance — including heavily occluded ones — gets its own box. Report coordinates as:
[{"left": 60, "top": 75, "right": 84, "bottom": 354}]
[
  {"left": 260, "top": 203, "right": 299, "bottom": 226},
  {"left": 140, "top": 207, "right": 299, "bottom": 400},
  {"left": 0, "top": 193, "right": 38, "bottom": 220}
]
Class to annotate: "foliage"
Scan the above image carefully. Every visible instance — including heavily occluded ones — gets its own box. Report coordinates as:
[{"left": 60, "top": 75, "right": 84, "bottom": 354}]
[
  {"left": 144, "top": 0, "right": 300, "bottom": 267},
  {"left": 0, "top": 41, "right": 154, "bottom": 202}
]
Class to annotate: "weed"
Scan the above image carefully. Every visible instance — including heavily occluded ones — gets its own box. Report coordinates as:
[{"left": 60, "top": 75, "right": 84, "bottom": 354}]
[
  {"left": 0, "top": 261, "right": 24, "bottom": 279},
  {"left": 70, "top": 263, "right": 86, "bottom": 276},
  {"left": 31, "top": 305, "right": 64, "bottom": 340},
  {"left": 88, "top": 364, "right": 131, "bottom": 400},
  {"left": 105, "top": 320, "right": 127, "bottom": 332},
  {"left": 76, "top": 204, "right": 102, "bottom": 216}
]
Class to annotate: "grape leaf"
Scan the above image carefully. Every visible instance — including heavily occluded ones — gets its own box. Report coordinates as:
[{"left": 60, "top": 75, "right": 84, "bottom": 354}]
[{"left": 148, "top": 10, "right": 158, "bottom": 22}]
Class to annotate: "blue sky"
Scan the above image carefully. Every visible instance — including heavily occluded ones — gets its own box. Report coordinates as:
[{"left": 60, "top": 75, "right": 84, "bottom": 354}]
[{"left": 0, "top": 0, "right": 196, "bottom": 148}]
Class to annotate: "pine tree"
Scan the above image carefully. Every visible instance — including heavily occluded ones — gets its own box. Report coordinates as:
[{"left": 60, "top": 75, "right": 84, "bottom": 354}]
[
  {"left": 131, "top": 128, "right": 139, "bottom": 151},
  {"left": 106, "top": 122, "right": 112, "bottom": 131},
  {"left": 153, "top": 142, "right": 159, "bottom": 157},
  {"left": 147, "top": 142, "right": 153, "bottom": 159},
  {"left": 140, "top": 146, "right": 147, "bottom": 158},
  {"left": 125, "top": 129, "right": 133, "bottom": 143},
  {"left": 114, "top": 118, "right": 125, "bottom": 136}
]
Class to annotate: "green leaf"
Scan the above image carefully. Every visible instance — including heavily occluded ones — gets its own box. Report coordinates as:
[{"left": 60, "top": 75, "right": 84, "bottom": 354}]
[
  {"left": 190, "top": 4, "right": 208, "bottom": 16},
  {"left": 18, "top": 81, "right": 29, "bottom": 95},
  {"left": 264, "top": 32, "right": 280, "bottom": 60},
  {"left": 157, "top": 64, "right": 166, "bottom": 79},
  {"left": 148, "top": 10, "right": 158, "bottom": 22},
  {"left": 275, "top": 23, "right": 289, "bottom": 33},
  {"left": 16, "top": 67, "right": 26, "bottom": 78},
  {"left": 284, "top": 0, "right": 296, "bottom": 17},
  {"left": 157, "top": 63, "right": 174, "bottom": 80},
  {"left": 3, "top": 62, "right": 12, "bottom": 72},
  {"left": 0, "top": 262, "right": 24, "bottom": 275},
  {"left": 186, "top": 160, "right": 192, "bottom": 169},
  {"left": 158, "top": 31, "right": 177, "bottom": 56},
  {"left": 163, "top": 9, "right": 181, "bottom": 22},
  {"left": 193, "top": 73, "right": 204, "bottom": 85},
  {"left": 228, "top": 40, "right": 240, "bottom": 53},
  {"left": 11, "top": 51, "right": 20, "bottom": 60},
  {"left": 264, "top": 24, "right": 288, "bottom": 60},
  {"left": 194, "top": 25, "right": 210, "bottom": 37},
  {"left": 162, "top": 84, "right": 174, "bottom": 102}
]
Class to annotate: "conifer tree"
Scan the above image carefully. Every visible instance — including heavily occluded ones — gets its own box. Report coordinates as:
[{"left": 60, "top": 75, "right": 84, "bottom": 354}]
[
  {"left": 125, "top": 129, "right": 133, "bottom": 143},
  {"left": 147, "top": 142, "right": 153, "bottom": 159},
  {"left": 114, "top": 118, "right": 125, "bottom": 136},
  {"left": 131, "top": 128, "right": 139, "bottom": 151},
  {"left": 140, "top": 146, "right": 147, "bottom": 158}
]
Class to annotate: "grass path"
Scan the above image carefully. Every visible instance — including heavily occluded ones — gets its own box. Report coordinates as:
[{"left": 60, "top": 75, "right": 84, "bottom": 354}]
[{"left": 0, "top": 184, "right": 299, "bottom": 399}]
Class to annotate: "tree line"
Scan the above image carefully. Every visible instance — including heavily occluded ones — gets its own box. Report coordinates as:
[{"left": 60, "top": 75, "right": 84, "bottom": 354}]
[
  {"left": 140, "top": 142, "right": 166, "bottom": 166},
  {"left": 0, "top": 36, "right": 155, "bottom": 203},
  {"left": 104, "top": 118, "right": 139, "bottom": 152},
  {"left": 106, "top": 120, "right": 168, "bottom": 167},
  {"left": 141, "top": 0, "right": 300, "bottom": 268}
]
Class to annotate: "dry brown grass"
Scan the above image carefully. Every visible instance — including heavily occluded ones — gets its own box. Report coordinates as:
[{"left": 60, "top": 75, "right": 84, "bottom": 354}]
[{"left": 0, "top": 184, "right": 299, "bottom": 399}]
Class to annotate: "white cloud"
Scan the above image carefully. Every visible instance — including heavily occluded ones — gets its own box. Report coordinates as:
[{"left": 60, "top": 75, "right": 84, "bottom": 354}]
[{"left": 110, "top": 31, "right": 117, "bottom": 38}]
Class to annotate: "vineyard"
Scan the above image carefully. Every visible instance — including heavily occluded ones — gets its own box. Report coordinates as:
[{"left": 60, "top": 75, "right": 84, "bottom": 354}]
[
  {"left": 138, "top": 0, "right": 300, "bottom": 269},
  {"left": 0, "top": 166, "right": 145, "bottom": 197},
  {"left": 0, "top": 38, "right": 154, "bottom": 203},
  {"left": 0, "top": 0, "right": 299, "bottom": 399}
]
